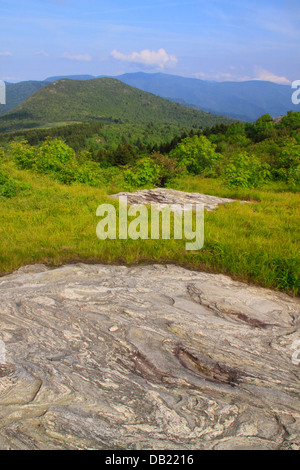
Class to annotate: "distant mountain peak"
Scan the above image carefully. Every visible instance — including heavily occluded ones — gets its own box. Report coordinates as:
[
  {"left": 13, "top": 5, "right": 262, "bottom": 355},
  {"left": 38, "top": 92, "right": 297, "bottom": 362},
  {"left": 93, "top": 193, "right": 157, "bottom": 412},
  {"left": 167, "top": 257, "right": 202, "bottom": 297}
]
[
  {"left": 0, "top": 77, "right": 235, "bottom": 133},
  {"left": 1, "top": 72, "right": 298, "bottom": 123}
]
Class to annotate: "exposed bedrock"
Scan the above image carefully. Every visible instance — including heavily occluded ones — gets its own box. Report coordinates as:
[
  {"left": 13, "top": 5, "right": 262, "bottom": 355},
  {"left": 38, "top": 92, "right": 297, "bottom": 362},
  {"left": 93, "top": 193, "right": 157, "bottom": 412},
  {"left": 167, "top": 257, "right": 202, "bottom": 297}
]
[
  {"left": 110, "top": 188, "right": 250, "bottom": 212},
  {"left": 0, "top": 263, "right": 299, "bottom": 450}
]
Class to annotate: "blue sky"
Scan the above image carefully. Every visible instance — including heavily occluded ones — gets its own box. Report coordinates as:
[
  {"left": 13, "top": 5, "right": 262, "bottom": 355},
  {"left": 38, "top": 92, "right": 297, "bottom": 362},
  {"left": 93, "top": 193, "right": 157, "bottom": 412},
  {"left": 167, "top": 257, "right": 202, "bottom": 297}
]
[{"left": 0, "top": 0, "right": 299, "bottom": 83}]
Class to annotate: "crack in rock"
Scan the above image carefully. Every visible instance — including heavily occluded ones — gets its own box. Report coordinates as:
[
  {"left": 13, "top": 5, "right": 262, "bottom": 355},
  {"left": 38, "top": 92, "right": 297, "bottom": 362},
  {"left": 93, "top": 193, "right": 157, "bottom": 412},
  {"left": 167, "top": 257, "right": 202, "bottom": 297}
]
[{"left": 174, "top": 344, "right": 243, "bottom": 386}]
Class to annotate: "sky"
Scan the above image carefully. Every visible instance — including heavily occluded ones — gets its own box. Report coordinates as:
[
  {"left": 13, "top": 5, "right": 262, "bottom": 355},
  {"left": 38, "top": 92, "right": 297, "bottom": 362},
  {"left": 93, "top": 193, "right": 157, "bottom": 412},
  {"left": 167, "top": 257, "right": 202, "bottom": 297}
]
[{"left": 0, "top": 0, "right": 299, "bottom": 83}]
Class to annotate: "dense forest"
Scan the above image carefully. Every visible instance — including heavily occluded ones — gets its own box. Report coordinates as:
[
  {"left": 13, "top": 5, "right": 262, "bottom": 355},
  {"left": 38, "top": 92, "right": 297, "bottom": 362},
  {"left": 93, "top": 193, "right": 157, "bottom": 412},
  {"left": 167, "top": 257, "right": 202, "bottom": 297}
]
[{"left": 1, "top": 111, "right": 299, "bottom": 194}]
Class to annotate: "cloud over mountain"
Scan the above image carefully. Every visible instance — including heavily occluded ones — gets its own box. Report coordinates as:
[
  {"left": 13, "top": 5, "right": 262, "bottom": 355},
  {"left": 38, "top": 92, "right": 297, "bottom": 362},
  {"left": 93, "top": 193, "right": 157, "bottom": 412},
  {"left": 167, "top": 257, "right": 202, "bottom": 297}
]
[
  {"left": 253, "top": 66, "right": 291, "bottom": 85},
  {"left": 111, "top": 48, "right": 178, "bottom": 70}
]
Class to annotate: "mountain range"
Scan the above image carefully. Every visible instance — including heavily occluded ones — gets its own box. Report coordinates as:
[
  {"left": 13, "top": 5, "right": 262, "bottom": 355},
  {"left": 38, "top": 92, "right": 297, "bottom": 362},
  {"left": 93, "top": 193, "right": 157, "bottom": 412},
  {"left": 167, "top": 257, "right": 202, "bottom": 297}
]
[
  {"left": 0, "top": 77, "right": 235, "bottom": 133},
  {"left": 115, "top": 72, "right": 298, "bottom": 122},
  {"left": 1, "top": 72, "right": 297, "bottom": 122}
]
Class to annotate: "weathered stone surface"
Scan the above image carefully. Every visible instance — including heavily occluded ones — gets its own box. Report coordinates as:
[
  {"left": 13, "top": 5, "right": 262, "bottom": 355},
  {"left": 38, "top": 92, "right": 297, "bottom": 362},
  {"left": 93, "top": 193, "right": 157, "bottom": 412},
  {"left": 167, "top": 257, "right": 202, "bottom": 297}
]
[
  {"left": 111, "top": 188, "right": 249, "bottom": 212},
  {"left": 0, "top": 263, "right": 299, "bottom": 450}
]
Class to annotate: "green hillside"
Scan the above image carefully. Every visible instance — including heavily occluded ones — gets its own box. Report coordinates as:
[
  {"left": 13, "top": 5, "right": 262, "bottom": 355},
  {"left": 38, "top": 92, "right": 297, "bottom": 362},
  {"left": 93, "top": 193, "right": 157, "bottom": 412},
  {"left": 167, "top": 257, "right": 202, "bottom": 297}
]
[
  {"left": 0, "top": 81, "right": 47, "bottom": 116},
  {"left": 0, "top": 78, "right": 236, "bottom": 133}
]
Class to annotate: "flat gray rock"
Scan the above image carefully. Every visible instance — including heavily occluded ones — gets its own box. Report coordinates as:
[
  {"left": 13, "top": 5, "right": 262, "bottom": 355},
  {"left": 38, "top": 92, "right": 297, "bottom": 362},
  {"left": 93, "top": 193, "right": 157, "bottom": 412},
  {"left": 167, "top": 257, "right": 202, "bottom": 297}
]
[
  {"left": 111, "top": 188, "right": 249, "bottom": 211},
  {"left": 0, "top": 263, "right": 299, "bottom": 450}
]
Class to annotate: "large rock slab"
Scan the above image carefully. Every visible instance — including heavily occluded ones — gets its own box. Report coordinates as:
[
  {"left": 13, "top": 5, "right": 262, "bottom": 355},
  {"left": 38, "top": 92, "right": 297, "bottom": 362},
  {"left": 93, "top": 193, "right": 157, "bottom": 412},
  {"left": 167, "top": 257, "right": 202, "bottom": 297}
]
[
  {"left": 0, "top": 263, "right": 299, "bottom": 450},
  {"left": 110, "top": 188, "right": 249, "bottom": 211}
]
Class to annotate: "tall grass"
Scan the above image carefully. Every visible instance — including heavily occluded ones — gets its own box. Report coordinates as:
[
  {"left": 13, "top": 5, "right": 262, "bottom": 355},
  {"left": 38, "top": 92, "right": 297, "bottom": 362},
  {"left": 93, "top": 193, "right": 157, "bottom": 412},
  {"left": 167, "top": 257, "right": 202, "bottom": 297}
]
[{"left": 0, "top": 167, "right": 299, "bottom": 295}]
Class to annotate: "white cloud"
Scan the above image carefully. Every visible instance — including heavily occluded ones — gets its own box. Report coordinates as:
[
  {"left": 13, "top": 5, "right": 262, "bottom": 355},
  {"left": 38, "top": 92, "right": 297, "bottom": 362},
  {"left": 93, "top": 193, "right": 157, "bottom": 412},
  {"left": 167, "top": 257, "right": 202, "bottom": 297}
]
[
  {"left": 35, "top": 50, "right": 50, "bottom": 57},
  {"left": 253, "top": 66, "right": 291, "bottom": 85},
  {"left": 111, "top": 48, "right": 178, "bottom": 70},
  {"left": 194, "top": 66, "right": 292, "bottom": 85},
  {"left": 195, "top": 71, "right": 237, "bottom": 81},
  {"left": 0, "top": 51, "right": 13, "bottom": 57},
  {"left": 61, "top": 53, "right": 92, "bottom": 62}
]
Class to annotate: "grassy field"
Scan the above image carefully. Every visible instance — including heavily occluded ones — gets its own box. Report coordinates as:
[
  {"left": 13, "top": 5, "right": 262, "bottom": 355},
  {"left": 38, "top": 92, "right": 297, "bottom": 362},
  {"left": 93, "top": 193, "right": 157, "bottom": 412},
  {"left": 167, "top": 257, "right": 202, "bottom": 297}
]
[{"left": 0, "top": 160, "right": 299, "bottom": 296}]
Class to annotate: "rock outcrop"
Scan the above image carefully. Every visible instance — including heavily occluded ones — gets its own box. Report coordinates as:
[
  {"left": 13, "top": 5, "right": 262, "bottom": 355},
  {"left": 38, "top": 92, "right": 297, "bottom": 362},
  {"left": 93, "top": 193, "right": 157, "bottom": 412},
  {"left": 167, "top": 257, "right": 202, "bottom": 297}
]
[
  {"left": 110, "top": 188, "right": 249, "bottom": 212},
  {"left": 0, "top": 263, "right": 299, "bottom": 450}
]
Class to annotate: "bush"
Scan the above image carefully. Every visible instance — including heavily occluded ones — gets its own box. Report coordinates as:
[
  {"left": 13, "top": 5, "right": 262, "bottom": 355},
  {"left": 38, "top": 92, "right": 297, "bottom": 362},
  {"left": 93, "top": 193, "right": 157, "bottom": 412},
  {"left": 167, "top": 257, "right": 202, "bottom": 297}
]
[
  {"left": 0, "top": 178, "right": 19, "bottom": 198},
  {"left": 9, "top": 139, "right": 103, "bottom": 186},
  {"left": 270, "top": 138, "right": 300, "bottom": 187},
  {"left": 278, "top": 111, "right": 300, "bottom": 131},
  {"left": 169, "top": 135, "right": 221, "bottom": 176},
  {"left": 222, "top": 152, "right": 271, "bottom": 188},
  {"left": 73, "top": 160, "right": 102, "bottom": 186},
  {"left": 150, "top": 151, "right": 182, "bottom": 186},
  {"left": 124, "top": 158, "right": 161, "bottom": 188},
  {"left": 9, "top": 140, "right": 37, "bottom": 169},
  {"left": 0, "top": 167, "right": 30, "bottom": 198},
  {"left": 246, "top": 114, "right": 276, "bottom": 143}
]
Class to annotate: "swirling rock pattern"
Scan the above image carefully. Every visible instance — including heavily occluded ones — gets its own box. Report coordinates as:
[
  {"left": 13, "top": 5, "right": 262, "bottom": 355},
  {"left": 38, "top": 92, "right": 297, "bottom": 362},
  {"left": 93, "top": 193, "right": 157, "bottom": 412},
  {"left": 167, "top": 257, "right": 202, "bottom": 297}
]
[{"left": 0, "top": 263, "right": 299, "bottom": 450}]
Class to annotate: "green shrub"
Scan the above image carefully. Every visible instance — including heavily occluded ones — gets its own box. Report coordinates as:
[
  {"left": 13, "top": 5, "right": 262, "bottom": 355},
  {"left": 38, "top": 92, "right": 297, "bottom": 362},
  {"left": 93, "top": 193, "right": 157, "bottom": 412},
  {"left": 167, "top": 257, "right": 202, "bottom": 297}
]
[
  {"left": 150, "top": 151, "right": 182, "bottom": 186},
  {"left": 124, "top": 158, "right": 161, "bottom": 188},
  {"left": 0, "top": 178, "right": 19, "bottom": 198},
  {"left": 9, "top": 138, "right": 102, "bottom": 186},
  {"left": 0, "top": 166, "right": 30, "bottom": 198},
  {"left": 36, "top": 139, "right": 76, "bottom": 172},
  {"left": 9, "top": 139, "right": 37, "bottom": 169},
  {"left": 169, "top": 135, "right": 221, "bottom": 176},
  {"left": 271, "top": 138, "right": 300, "bottom": 187},
  {"left": 73, "top": 160, "right": 102, "bottom": 186},
  {"left": 222, "top": 152, "right": 271, "bottom": 188}
]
